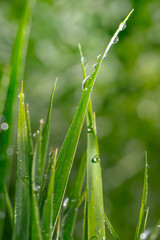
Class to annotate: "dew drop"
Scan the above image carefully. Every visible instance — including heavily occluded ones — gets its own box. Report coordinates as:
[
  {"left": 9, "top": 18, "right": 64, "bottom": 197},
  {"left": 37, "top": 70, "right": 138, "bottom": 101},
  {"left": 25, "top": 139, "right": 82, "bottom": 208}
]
[
  {"left": 140, "top": 233, "right": 147, "bottom": 240},
  {"left": 33, "top": 183, "right": 40, "bottom": 192},
  {"left": 1, "top": 122, "right": 9, "bottom": 131},
  {"left": 63, "top": 197, "right": 69, "bottom": 208},
  {"left": 6, "top": 146, "right": 14, "bottom": 156},
  {"left": 92, "top": 155, "right": 100, "bottom": 163},
  {"left": 82, "top": 75, "right": 91, "bottom": 91},
  {"left": 113, "top": 36, "right": 119, "bottom": 44},
  {"left": 119, "top": 22, "right": 126, "bottom": 31},
  {"left": 87, "top": 126, "right": 93, "bottom": 133},
  {"left": 33, "top": 133, "right": 36, "bottom": 138},
  {"left": 93, "top": 63, "right": 98, "bottom": 69},
  {"left": 147, "top": 164, "right": 150, "bottom": 169},
  {"left": 97, "top": 54, "right": 103, "bottom": 61},
  {"left": 81, "top": 57, "right": 87, "bottom": 67}
]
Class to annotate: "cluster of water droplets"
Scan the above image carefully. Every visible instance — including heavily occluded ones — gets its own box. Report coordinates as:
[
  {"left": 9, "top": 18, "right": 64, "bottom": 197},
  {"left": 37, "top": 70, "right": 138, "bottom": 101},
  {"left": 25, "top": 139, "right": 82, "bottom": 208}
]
[{"left": 92, "top": 155, "right": 100, "bottom": 163}]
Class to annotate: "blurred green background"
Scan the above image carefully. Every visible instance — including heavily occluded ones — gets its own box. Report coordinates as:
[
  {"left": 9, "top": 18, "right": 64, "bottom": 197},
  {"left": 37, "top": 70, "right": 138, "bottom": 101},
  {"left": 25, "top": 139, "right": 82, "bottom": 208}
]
[{"left": 0, "top": 0, "right": 160, "bottom": 239}]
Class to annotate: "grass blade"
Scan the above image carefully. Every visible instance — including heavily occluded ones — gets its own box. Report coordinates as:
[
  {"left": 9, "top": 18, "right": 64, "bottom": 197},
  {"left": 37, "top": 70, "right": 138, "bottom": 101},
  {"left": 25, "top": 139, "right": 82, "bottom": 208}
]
[
  {"left": 87, "top": 103, "right": 105, "bottom": 239},
  {"left": 52, "top": 9, "right": 134, "bottom": 232},
  {"left": 42, "top": 149, "right": 58, "bottom": 240},
  {"left": 41, "top": 78, "right": 57, "bottom": 178},
  {"left": 62, "top": 152, "right": 86, "bottom": 239},
  {"left": 104, "top": 213, "right": 119, "bottom": 240},
  {"left": 134, "top": 151, "right": 149, "bottom": 240},
  {"left": 13, "top": 82, "right": 30, "bottom": 240},
  {"left": 79, "top": 43, "right": 105, "bottom": 239},
  {"left": 0, "top": 0, "right": 36, "bottom": 236},
  {"left": 4, "top": 185, "right": 13, "bottom": 230}
]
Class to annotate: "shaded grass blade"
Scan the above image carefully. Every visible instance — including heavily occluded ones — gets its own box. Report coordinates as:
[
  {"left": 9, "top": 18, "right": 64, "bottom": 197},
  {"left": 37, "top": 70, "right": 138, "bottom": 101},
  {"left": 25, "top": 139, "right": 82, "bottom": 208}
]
[
  {"left": 41, "top": 149, "right": 58, "bottom": 240},
  {"left": 62, "top": 152, "right": 86, "bottom": 239},
  {"left": 4, "top": 185, "right": 13, "bottom": 230},
  {"left": 52, "top": 9, "right": 134, "bottom": 231},
  {"left": 134, "top": 151, "right": 149, "bottom": 240},
  {"left": 13, "top": 82, "right": 30, "bottom": 240},
  {"left": 104, "top": 213, "right": 119, "bottom": 240},
  {"left": 0, "top": 0, "right": 36, "bottom": 236},
  {"left": 40, "top": 78, "right": 57, "bottom": 184}
]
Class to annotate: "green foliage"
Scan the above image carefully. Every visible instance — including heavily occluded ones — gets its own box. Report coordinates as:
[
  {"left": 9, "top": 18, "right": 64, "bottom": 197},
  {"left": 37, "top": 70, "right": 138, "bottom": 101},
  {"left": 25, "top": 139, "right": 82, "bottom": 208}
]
[{"left": 0, "top": 1, "right": 160, "bottom": 240}]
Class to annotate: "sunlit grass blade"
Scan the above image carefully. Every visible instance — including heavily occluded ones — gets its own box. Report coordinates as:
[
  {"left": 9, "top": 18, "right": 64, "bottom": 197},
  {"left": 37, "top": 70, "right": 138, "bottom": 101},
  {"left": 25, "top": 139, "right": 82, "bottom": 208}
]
[
  {"left": 41, "top": 148, "right": 58, "bottom": 240},
  {"left": 26, "top": 103, "right": 33, "bottom": 156},
  {"left": 86, "top": 101, "right": 105, "bottom": 239},
  {"left": 41, "top": 78, "right": 57, "bottom": 178},
  {"left": 0, "top": 0, "right": 36, "bottom": 236},
  {"left": 4, "top": 185, "right": 13, "bottom": 230},
  {"left": 134, "top": 151, "right": 149, "bottom": 240},
  {"left": 52, "top": 9, "right": 134, "bottom": 232},
  {"left": 62, "top": 152, "right": 86, "bottom": 238},
  {"left": 79, "top": 42, "right": 105, "bottom": 239},
  {"left": 104, "top": 213, "right": 119, "bottom": 240},
  {"left": 13, "top": 82, "right": 30, "bottom": 240}
]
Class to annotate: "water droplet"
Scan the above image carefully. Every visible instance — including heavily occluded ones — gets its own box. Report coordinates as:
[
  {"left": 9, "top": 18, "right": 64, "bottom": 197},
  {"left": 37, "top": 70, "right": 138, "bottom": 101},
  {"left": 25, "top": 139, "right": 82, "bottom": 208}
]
[
  {"left": 33, "top": 183, "right": 40, "bottom": 192},
  {"left": 1, "top": 122, "right": 9, "bottom": 130},
  {"left": 82, "top": 75, "right": 91, "bottom": 91},
  {"left": 63, "top": 197, "right": 69, "bottom": 208},
  {"left": 97, "top": 54, "right": 103, "bottom": 61},
  {"left": 90, "top": 237, "right": 97, "bottom": 240},
  {"left": 6, "top": 146, "right": 14, "bottom": 156},
  {"left": 119, "top": 22, "right": 126, "bottom": 31},
  {"left": 93, "top": 63, "right": 98, "bottom": 69},
  {"left": 113, "top": 36, "right": 119, "bottom": 44},
  {"left": 33, "top": 133, "right": 36, "bottom": 138},
  {"left": 87, "top": 126, "right": 93, "bottom": 133},
  {"left": 92, "top": 155, "right": 100, "bottom": 163},
  {"left": 81, "top": 57, "right": 87, "bottom": 67},
  {"left": 18, "top": 94, "right": 20, "bottom": 98},
  {"left": 140, "top": 233, "right": 147, "bottom": 240},
  {"left": 147, "top": 164, "right": 150, "bottom": 168},
  {"left": 37, "top": 130, "right": 39, "bottom": 135}
]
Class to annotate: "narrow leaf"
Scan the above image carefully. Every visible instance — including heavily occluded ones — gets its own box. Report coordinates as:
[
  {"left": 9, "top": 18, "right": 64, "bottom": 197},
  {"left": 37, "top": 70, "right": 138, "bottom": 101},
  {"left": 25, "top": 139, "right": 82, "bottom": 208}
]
[
  {"left": 62, "top": 152, "right": 87, "bottom": 239},
  {"left": 134, "top": 151, "right": 149, "bottom": 240},
  {"left": 4, "top": 185, "right": 13, "bottom": 230},
  {"left": 52, "top": 9, "right": 134, "bottom": 231},
  {"left": 42, "top": 149, "right": 58, "bottom": 240},
  {"left": 104, "top": 213, "right": 119, "bottom": 240},
  {"left": 13, "top": 82, "right": 30, "bottom": 240},
  {"left": 0, "top": 0, "right": 36, "bottom": 236}
]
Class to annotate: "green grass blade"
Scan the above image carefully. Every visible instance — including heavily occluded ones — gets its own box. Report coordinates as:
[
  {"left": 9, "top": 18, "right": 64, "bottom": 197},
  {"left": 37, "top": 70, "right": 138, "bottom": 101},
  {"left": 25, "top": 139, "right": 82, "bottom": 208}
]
[
  {"left": 134, "top": 151, "right": 149, "bottom": 240},
  {"left": 42, "top": 148, "right": 58, "bottom": 240},
  {"left": 79, "top": 43, "right": 105, "bottom": 239},
  {"left": 62, "top": 152, "right": 86, "bottom": 238},
  {"left": 52, "top": 9, "right": 134, "bottom": 231},
  {"left": 87, "top": 101, "right": 105, "bottom": 239},
  {"left": 26, "top": 103, "right": 33, "bottom": 156},
  {"left": 104, "top": 213, "right": 119, "bottom": 240},
  {"left": 30, "top": 192, "right": 43, "bottom": 240},
  {"left": 83, "top": 199, "right": 88, "bottom": 240},
  {"left": 41, "top": 78, "right": 57, "bottom": 178},
  {"left": 4, "top": 185, "right": 13, "bottom": 230},
  {"left": 13, "top": 82, "right": 30, "bottom": 240},
  {"left": 0, "top": 0, "right": 36, "bottom": 236}
]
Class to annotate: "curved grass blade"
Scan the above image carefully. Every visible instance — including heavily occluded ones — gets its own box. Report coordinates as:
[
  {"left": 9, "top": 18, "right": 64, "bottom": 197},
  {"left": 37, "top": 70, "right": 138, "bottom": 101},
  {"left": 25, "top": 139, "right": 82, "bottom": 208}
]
[
  {"left": 52, "top": 9, "right": 134, "bottom": 232},
  {"left": 0, "top": 0, "right": 36, "bottom": 236},
  {"left": 13, "top": 82, "right": 30, "bottom": 240},
  {"left": 41, "top": 149, "right": 58, "bottom": 240},
  {"left": 4, "top": 185, "right": 13, "bottom": 230},
  {"left": 104, "top": 213, "right": 119, "bottom": 240},
  {"left": 134, "top": 151, "right": 149, "bottom": 240},
  {"left": 62, "top": 152, "right": 86, "bottom": 239}
]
